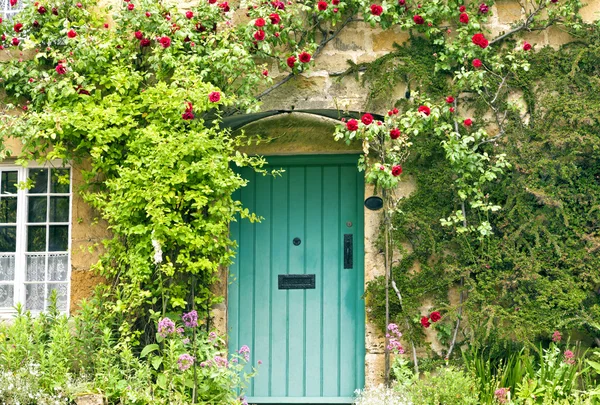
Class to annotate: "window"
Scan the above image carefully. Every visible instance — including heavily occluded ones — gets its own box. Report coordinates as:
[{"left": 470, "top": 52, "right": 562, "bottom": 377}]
[
  {"left": 0, "top": 0, "right": 24, "bottom": 22},
  {"left": 0, "top": 165, "right": 71, "bottom": 315}
]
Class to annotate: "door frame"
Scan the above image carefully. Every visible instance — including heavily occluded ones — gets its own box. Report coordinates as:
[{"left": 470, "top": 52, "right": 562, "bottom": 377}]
[{"left": 228, "top": 154, "right": 366, "bottom": 404}]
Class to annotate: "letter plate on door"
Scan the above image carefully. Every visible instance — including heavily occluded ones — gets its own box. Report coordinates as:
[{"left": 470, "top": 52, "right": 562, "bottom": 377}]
[
  {"left": 278, "top": 274, "right": 315, "bottom": 290},
  {"left": 344, "top": 234, "right": 353, "bottom": 269}
]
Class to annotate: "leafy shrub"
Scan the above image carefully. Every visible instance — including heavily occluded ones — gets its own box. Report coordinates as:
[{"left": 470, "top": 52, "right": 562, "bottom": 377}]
[
  {"left": 408, "top": 366, "right": 479, "bottom": 405},
  {"left": 354, "top": 384, "right": 410, "bottom": 405}
]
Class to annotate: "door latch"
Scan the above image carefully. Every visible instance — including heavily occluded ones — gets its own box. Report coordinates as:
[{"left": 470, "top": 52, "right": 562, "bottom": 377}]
[{"left": 344, "top": 234, "right": 353, "bottom": 269}]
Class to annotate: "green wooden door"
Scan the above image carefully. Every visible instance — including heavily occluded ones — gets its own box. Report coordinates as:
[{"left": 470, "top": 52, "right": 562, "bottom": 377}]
[{"left": 229, "top": 155, "right": 365, "bottom": 404}]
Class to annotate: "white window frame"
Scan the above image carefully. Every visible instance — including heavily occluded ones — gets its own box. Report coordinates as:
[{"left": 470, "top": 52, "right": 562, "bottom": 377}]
[
  {"left": 0, "top": 0, "right": 25, "bottom": 22},
  {"left": 0, "top": 161, "right": 72, "bottom": 318}
]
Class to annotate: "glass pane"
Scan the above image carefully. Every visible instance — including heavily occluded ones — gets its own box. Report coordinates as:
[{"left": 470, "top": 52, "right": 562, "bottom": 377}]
[
  {"left": 47, "top": 283, "right": 68, "bottom": 312},
  {"left": 26, "top": 254, "right": 46, "bottom": 281},
  {"left": 25, "top": 283, "right": 45, "bottom": 311},
  {"left": 49, "top": 197, "right": 69, "bottom": 222},
  {"left": 0, "top": 226, "right": 16, "bottom": 252},
  {"left": 27, "top": 225, "right": 46, "bottom": 252},
  {"left": 0, "top": 197, "right": 17, "bottom": 223},
  {"left": 48, "top": 225, "right": 68, "bottom": 251},
  {"left": 1, "top": 171, "right": 18, "bottom": 194},
  {"left": 28, "top": 169, "right": 48, "bottom": 193},
  {"left": 51, "top": 169, "right": 70, "bottom": 194},
  {"left": 48, "top": 254, "right": 68, "bottom": 281},
  {"left": 28, "top": 196, "right": 48, "bottom": 223},
  {"left": 0, "top": 254, "right": 15, "bottom": 281},
  {"left": 0, "top": 284, "right": 14, "bottom": 308}
]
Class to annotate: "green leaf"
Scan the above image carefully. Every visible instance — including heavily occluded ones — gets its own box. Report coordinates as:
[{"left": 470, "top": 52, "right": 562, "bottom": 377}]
[
  {"left": 151, "top": 355, "right": 163, "bottom": 370},
  {"left": 140, "top": 343, "right": 159, "bottom": 358}
]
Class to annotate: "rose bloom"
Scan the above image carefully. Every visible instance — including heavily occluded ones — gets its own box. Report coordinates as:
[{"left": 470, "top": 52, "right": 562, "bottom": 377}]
[
  {"left": 390, "top": 128, "right": 401, "bottom": 139},
  {"left": 145, "top": 11, "right": 151, "bottom": 17},
  {"left": 430, "top": 311, "right": 442, "bottom": 322},
  {"left": 185, "top": 10, "right": 193, "bottom": 19},
  {"left": 76, "top": 2, "right": 82, "bottom": 7},
  {"left": 286, "top": 55, "right": 296, "bottom": 68},
  {"left": 392, "top": 165, "right": 402, "bottom": 176},
  {"left": 253, "top": 30, "right": 265, "bottom": 41},
  {"left": 399, "top": 0, "right": 406, "bottom": 5},
  {"left": 262, "top": 69, "right": 268, "bottom": 76},
  {"left": 523, "top": 41, "right": 532, "bottom": 51},
  {"left": 14, "top": 23, "right": 23, "bottom": 33},
  {"left": 218, "top": 2, "right": 230, "bottom": 12},
  {"left": 134, "top": 31, "right": 143, "bottom": 40},
  {"left": 272, "top": 0, "right": 285, "bottom": 9},
  {"left": 140, "top": 38, "right": 151, "bottom": 47},
  {"left": 255, "top": 17, "right": 265, "bottom": 27},
  {"left": 51, "top": 7, "right": 58, "bottom": 15},
  {"left": 298, "top": 51, "right": 311, "bottom": 63},
  {"left": 463, "top": 118, "right": 473, "bottom": 126},
  {"left": 413, "top": 15, "right": 424, "bottom": 24},
  {"left": 269, "top": 13, "right": 280, "bottom": 24},
  {"left": 104, "top": 23, "right": 109, "bottom": 28},
  {"left": 459, "top": 5, "right": 466, "bottom": 12},
  {"left": 317, "top": 1, "right": 327, "bottom": 10},
  {"left": 472, "top": 33, "right": 489, "bottom": 48},
  {"left": 332, "top": 0, "right": 340, "bottom": 4},
  {"left": 446, "top": 96, "right": 454, "bottom": 103},
  {"left": 55, "top": 63, "right": 67, "bottom": 74},
  {"left": 37, "top": 6, "right": 46, "bottom": 13},
  {"left": 67, "top": 29, "right": 77, "bottom": 38},
  {"left": 361, "top": 113, "right": 373, "bottom": 125},
  {"left": 11, "top": 37, "right": 19, "bottom": 46},
  {"left": 209, "top": 91, "right": 221, "bottom": 102},
  {"left": 370, "top": 4, "right": 383, "bottom": 15},
  {"left": 418, "top": 105, "right": 431, "bottom": 116},
  {"left": 9, "top": 0, "right": 17, "bottom": 5},
  {"left": 459, "top": 12, "right": 469, "bottom": 23},
  {"left": 479, "top": 2, "right": 489, "bottom": 13},
  {"left": 127, "top": 3, "right": 134, "bottom": 10},
  {"left": 420, "top": 316, "right": 431, "bottom": 328},
  {"left": 472, "top": 58, "right": 482, "bottom": 68},
  {"left": 450, "top": 107, "right": 455, "bottom": 113},
  {"left": 346, "top": 119, "right": 359, "bottom": 131},
  {"left": 159, "top": 36, "right": 171, "bottom": 48}
]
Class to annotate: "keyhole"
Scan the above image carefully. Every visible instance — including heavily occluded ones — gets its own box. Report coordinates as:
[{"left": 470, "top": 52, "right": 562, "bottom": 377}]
[{"left": 293, "top": 237, "right": 301, "bottom": 246}]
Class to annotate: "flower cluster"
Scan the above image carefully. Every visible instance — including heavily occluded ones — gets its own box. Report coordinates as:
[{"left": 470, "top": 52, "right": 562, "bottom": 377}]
[
  {"left": 182, "top": 310, "right": 198, "bottom": 328},
  {"left": 563, "top": 349, "right": 575, "bottom": 365},
  {"left": 177, "top": 353, "right": 195, "bottom": 371},
  {"left": 494, "top": 387, "right": 510, "bottom": 404},
  {"left": 420, "top": 311, "right": 441, "bottom": 328},
  {"left": 158, "top": 317, "right": 177, "bottom": 337},
  {"left": 386, "top": 323, "right": 404, "bottom": 354}
]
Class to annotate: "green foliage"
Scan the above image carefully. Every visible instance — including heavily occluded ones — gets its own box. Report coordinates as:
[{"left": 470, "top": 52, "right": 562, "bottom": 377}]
[{"left": 408, "top": 366, "right": 480, "bottom": 405}]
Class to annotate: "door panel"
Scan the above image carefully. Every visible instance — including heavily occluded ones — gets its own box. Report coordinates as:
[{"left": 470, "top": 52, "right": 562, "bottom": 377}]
[{"left": 229, "top": 155, "right": 365, "bottom": 404}]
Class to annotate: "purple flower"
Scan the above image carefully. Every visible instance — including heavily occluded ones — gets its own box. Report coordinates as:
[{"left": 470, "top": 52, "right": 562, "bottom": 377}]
[
  {"left": 240, "top": 397, "right": 248, "bottom": 405},
  {"left": 183, "top": 310, "right": 198, "bottom": 328},
  {"left": 182, "top": 338, "right": 190, "bottom": 344},
  {"left": 157, "top": 317, "right": 176, "bottom": 337},
  {"left": 495, "top": 388, "right": 509, "bottom": 404},
  {"left": 213, "top": 355, "right": 228, "bottom": 367},
  {"left": 177, "top": 353, "right": 195, "bottom": 371}
]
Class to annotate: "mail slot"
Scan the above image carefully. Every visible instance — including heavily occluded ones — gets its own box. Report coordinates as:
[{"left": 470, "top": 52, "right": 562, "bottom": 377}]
[{"left": 278, "top": 274, "right": 316, "bottom": 290}]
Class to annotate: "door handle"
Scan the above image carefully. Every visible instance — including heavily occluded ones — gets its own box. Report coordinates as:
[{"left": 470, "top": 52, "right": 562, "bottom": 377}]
[{"left": 344, "top": 234, "right": 353, "bottom": 269}]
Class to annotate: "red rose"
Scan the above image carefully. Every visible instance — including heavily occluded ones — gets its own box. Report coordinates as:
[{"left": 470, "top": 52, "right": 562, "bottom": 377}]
[
  {"left": 255, "top": 17, "right": 266, "bottom": 27},
  {"left": 430, "top": 311, "right": 442, "bottom": 322},
  {"left": 185, "top": 10, "right": 193, "bottom": 19},
  {"left": 370, "top": 4, "right": 383, "bottom": 15},
  {"left": 459, "top": 12, "right": 469, "bottom": 23},
  {"left": 76, "top": 2, "right": 82, "bottom": 7},
  {"left": 182, "top": 110, "right": 194, "bottom": 120},
  {"left": 298, "top": 51, "right": 311, "bottom": 63},
  {"left": 446, "top": 96, "right": 454, "bottom": 104},
  {"left": 134, "top": 30, "right": 143, "bottom": 40},
  {"left": 11, "top": 37, "right": 19, "bottom": 46},
  {"left": 463, "top": 118, "right": 473, "bottom": 126},
  {"left": 479, "top": 3, "right": 489, "bottom": 13},
  {"left": 254, "top": 30, "right": 265, "bottom": 41},
  {"left": 51, "top": 7, "right": 58, "bottom": 15},
  {"left": 159, "top": 36, "right": 171, "bottom": 48},
  {"left": 286, "top": 55, "right": 296, "bottom": 68},
  {"left": 420, "top": 316, "right": 431, "bottom": 328},
  {"left": 269, "top": 13, "right": 280, "bottom": 24},
  {"left": 523, "top": 41, "right": 531, "bottom": 51},
  {"left": 9, "top": 0, "right": 17, "bottom": 6},
  {"left": 37, "top": 6, "right": 46, "bottom": 13},
  {"left": 104, "top": 23, "right": 109, "bottom": 28},
  {"left": 413, "top": 15, "right": 424, "bottom": 24},
  {"left": 392, "top": 165, "right": 402, "bottom": 176},
  {"left": 274, "top": 32, "right": 280, "bottom": 37},
  {"left": 272, "top": 0, "right": 285, "bottom": 9},
  {"left": 262, "top": 69, "right": 269, "bottom": 76},
  {"left": 390, "top": 128, "right": 401, "bottom": 139},
  {"left": 209, "top": 91, "right": 221, "bottom": 102},
  {"left": 55, "top": 63, "right": 67, "bottom": 74},
  {"left": 361, "top": 113, "right": 374, "bottom": 125},
  {"left": 14, "top": 23, "right": 23, "bottom": 33},
  {"left": 472, "top": 58, "right": 482, "bottom": 68},
  {"left": 218, "top": 2, "right": 230, "bottom": 12},
  {"left": 392, "top": 107, "right": 399, "bottom": 114},
  {"left": 418, "top": 105, "right": 430, "bottom": 116},
  {"left": 140, "top": 38, "right": 151, "bottom": 47},
  {"left": 459, "top": 5, "right": 466, "bottom": 12},
  {"left": 317, "top": 1, "right": 328, "bottom": 10},
  {"left": 332, "top": 0, "right": 340, "bottom": 4},
  {"left": 346, "top": 119, "right": 359, "bottom": 131},
  {"left": 67, "top": 29, "right": 77, "bottom": 38},
  {"left": 32, "top": 20, "right": 40, "bottom": 28},
  {"left": 472, "top": 33, "right": 488, "bottom": 49},
  {"left": 450, "top": 107, "right": 455, "bottom": 113},
  {"left": 145, "top": 11, "right": 151, "bottom": 17},
  {"left": 127, "top": 3, "right": 134, "bottom": 10},
  {"left": 399, "top": 0, "right": 406, "bottom": 5}
]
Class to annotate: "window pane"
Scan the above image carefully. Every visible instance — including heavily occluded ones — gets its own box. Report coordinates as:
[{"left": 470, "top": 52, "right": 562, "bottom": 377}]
[
  {"left": 48, "top": 225, "right": 68, "bottom": 251},
  {"left": 25, "top": 283, "right": 45, "bottom": 311},
  {"left": 0, "top": 284, "right": 14, "bottom": 308},
  {"left": 48, "top": 254, "right": 68, "bottom": 281},
  {"left": 0, "top": 254, "right": 15, "bottom": 281},
  {"left": 26, "top": 254, "right": 46, "bottom": 282},
  {"left": 28, "top": 196, "right": 47, "bottom": 223},
  {"left": 1, "top": 171, "right": 18, "bottom": 194},
  {"left": 47, "top": 283, "right": 68, "bottom": 312},
  {"left": 0, "top": 197, "right": 17, "bottom": 223},
  {"left": 27, "top": 225, "right": 46, "bottom": 252},
  {"left": 28, "top": 169, "right": 48, "bottom": 193},
  {"left": 49, "top": 197, "right": 69, "bottom": 222},
  {"left": 51, "top": 169, "right": 70, "bottom": 194},
  {"left": 0, "top": 226, "right": 16, "bottom": 252}
]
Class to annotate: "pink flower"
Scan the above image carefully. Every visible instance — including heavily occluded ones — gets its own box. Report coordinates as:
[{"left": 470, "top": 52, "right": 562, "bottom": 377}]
[
  {"left": 472, "top": 58, "right": 482, "bottom": 68},
  {"left": 495, "top": 388, "right": 509, "bottom": 404},
  {"left": 134, "top": 31, "right": 143, "bottom": 40},
  {"left": 177, "top": 354, "right": 195, "bottom": 371},
  {"left": 209, "top": 91, "right": 221, "bottom": 102},
  {"left": 67, "top": 29, "right": 77, "bottom": 38},
  {"left": 418, "top": 105, "right": 431, "bottom": 116},
  {"left": 159, "top": 36, "right": 171, "bottom": 48},
  {"left": 127, "top": 2, "right": 134, "bottom": 10},
  {"left": 564, "top": 350, "right": 575, "bottom": 365},
  {"left": 392, "top": 165, "right": 402, "bottom": 176},
  {"left": 157, "top": 317, "right": 176, "bottom": 337},
  {"left": 552, "top": 330, "right": 562, "bottom": 342},
  {"left": 182, "top": 310, "right": 198, "bottom": 328},
  {"left": 55, "top": 63, "right": 67, "bottom": 74},
  {"left": 479, "top": 2, "right": 489, "bottom": 13},
  {"left": 218, "top": 2, "right": 230, "bottom": 12},
  {"left": 9, "top": 0, "right": 17, "bottom": 6},
  {"left": 523, "top": 41, "right": 532, "bottom": 51},
  {"left": 185, "top": 10, "right": 193, "bottom": 19},
  {"left": 269, "top": 13, "right": 281, "bottom": 24}
]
